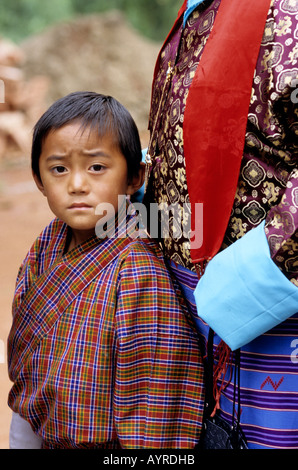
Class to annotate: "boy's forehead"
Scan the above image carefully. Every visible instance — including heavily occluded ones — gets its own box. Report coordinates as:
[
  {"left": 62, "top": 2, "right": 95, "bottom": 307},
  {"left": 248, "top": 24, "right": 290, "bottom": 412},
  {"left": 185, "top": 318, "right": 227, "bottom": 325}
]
[{"left": 43, "top": 121, "right": 118, "bottom": 149}]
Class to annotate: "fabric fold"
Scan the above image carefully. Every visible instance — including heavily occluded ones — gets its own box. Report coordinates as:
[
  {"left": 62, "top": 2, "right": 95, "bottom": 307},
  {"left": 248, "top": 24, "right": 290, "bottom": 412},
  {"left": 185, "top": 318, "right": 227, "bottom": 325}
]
[{"left": 194, "top": 221, "right": 298, "bottom": 350}]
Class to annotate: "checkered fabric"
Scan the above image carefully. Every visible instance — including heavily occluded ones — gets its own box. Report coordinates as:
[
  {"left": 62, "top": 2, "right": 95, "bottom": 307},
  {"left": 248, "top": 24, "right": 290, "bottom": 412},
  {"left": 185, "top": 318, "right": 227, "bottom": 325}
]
[{"left": 8, "top": 210, "right": 204, "bottom": 448}]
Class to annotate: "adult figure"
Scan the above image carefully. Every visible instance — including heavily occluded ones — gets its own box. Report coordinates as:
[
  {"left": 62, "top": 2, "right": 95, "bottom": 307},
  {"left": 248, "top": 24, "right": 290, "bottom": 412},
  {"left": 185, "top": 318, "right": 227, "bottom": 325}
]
[{"left": 143, "top": 0, "right": 298, "bottom": 449}]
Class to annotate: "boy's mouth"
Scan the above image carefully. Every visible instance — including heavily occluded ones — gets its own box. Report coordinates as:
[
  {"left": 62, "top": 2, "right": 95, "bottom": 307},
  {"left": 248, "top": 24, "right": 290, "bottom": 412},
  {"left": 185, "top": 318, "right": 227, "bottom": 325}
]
[{"left": 68, "top": 203, "right": 92, "bottom": 209}]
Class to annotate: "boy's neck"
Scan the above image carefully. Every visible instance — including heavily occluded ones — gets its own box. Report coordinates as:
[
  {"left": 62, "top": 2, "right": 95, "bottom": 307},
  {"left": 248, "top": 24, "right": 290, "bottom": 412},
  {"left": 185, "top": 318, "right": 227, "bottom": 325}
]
[
  {"left": 64, "top": 196, "right": 131, "bottom": 252},
  {"left": 64, "top": 227, "right": 95, "bottom": 253}
]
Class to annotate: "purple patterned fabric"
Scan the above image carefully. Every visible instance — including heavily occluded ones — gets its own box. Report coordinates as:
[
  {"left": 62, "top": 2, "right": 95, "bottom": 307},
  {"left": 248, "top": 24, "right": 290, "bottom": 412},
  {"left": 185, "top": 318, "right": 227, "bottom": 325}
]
[
  {"left": 145, "top": 0, "right": 298, "bottom": 449},
  {"left": 145, "top": 0, "right": 298, "bottom": 284}
]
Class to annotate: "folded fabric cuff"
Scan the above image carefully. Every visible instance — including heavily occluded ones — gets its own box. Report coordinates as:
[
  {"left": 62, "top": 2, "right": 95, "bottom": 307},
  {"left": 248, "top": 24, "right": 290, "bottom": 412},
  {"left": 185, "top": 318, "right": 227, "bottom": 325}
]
[{"left": 194, "top": 221, "right": 298, "bottom": 350}]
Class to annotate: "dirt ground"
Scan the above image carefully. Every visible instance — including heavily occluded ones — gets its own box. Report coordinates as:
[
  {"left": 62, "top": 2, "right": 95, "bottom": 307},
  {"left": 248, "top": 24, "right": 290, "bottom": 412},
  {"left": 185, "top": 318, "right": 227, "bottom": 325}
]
[
  {"left": 0, "top": 159, "right": 54, "bottom": 448},
  {"left": 0, "top": 10, "right": 159, "bottom": 448}
]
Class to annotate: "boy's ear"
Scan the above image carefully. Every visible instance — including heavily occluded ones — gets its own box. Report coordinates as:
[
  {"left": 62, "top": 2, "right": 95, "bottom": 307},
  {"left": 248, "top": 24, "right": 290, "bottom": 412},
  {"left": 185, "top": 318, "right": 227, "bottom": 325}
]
[
  {"left": 32, "top": 171, "right": 46, "bottom": 196},
  {"left": 126, "top": 162, "right": 145, "bottom": 196}
]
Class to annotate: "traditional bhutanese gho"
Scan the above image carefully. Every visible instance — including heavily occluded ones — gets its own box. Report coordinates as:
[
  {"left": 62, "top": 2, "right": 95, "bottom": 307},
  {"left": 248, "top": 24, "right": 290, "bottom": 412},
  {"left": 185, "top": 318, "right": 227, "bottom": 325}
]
[{"left": 8, "top": 209, "right": 204, "bottom": 449}]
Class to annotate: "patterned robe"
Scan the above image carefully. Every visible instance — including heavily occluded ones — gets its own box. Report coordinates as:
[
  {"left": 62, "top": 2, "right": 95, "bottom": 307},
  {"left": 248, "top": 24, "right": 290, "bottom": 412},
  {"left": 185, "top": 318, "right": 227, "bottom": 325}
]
[
  {"left": 145, "top": 0, "right": 297, "bottom": 281},
  {"left": 7, "top": 210, "right": 204, "bottom": 449},
  {"left": 144, "top": 0, "right": 298, "bottom": 449}
]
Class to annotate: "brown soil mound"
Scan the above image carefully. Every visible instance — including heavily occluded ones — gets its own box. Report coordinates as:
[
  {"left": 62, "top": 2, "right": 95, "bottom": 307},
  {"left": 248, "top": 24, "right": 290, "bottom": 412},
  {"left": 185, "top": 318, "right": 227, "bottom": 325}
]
[{"left": 20, "top": 10, "right": 161, "bottom": 133}]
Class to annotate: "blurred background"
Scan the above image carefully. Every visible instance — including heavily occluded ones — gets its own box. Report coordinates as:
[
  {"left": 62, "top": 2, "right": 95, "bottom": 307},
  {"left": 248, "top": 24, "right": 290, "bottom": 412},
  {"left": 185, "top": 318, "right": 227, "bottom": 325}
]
[{"left": 0, "top": 0, "right": 182, "bottom": 448}]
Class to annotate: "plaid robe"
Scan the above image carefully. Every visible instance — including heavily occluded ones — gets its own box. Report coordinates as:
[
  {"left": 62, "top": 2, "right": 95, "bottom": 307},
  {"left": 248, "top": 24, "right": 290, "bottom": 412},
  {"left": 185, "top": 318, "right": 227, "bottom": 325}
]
[{"left": 7, "top": 210, "right": 204, "bottom": 449}]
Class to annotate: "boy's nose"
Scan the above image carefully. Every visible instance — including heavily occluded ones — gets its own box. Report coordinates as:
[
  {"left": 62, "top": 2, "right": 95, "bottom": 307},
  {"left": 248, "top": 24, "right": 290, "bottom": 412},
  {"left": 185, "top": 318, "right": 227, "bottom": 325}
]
[{"left": 68, "top": 171, "right": 89, "bottom": 193}]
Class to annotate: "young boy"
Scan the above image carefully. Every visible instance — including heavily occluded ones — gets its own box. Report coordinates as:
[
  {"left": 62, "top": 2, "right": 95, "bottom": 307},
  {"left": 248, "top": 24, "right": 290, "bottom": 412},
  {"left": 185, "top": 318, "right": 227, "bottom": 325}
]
[{"left": 7, "top": 92, "right": 205, "bottom": 449}]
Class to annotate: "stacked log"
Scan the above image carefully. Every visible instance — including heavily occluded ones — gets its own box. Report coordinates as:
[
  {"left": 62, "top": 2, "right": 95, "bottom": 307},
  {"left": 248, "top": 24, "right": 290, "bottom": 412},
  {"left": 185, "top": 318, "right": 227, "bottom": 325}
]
[{"left": 0, "top": 37, "right": 49, "bottom": 159}]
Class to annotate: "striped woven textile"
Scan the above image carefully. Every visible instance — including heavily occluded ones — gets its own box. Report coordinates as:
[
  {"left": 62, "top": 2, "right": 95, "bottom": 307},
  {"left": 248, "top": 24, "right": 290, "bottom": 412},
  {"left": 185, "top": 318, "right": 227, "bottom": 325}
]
[
  {"left": 169, "top": 260, "right": 298, "bottom": 449},
  {"left": 8, "top": 211, "right": 205, "bottom": 449}
]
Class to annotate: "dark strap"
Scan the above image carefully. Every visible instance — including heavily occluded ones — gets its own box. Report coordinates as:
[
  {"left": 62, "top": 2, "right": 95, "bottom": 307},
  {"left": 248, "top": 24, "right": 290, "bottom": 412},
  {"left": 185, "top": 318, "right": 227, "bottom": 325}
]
[
  {"left": 205, "top": 328, "right": 241, "bottom": 426},
  {"left": 204, "top": 328, "right": 216, "bottom": 416}
]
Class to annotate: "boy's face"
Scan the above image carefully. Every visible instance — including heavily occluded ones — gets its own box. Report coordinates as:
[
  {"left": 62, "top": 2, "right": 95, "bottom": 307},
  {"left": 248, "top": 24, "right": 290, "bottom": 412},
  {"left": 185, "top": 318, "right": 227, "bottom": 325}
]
[{"left": 34, "top": 122, "right": 143, "bottom": 248}]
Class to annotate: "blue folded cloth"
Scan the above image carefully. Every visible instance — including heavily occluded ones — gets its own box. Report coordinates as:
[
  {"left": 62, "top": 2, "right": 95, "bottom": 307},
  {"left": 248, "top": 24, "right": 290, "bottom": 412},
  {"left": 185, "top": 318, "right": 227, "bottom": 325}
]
[{"left": 194, "top": 221, "right": 298, "bottom": 350}]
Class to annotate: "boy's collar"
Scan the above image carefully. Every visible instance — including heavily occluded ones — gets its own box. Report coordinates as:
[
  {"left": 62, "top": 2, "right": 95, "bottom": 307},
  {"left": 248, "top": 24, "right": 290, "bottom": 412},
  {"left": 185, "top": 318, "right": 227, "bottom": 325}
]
[{"left": 94, "top": 197, "right": 146, "bottom": 241}]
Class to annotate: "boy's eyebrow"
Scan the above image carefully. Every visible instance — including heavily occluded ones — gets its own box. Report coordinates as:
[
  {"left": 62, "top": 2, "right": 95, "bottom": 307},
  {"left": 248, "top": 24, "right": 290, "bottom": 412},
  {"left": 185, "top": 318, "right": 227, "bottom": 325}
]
[
  {"left": 45, "top": 154, "right": 66, "bottom": 162},
  {"left": 82, "top": 149, "right": 111, "bottom": 158},
  {"left": 45, "top": 151, "right": 111, "bottom": 161}
]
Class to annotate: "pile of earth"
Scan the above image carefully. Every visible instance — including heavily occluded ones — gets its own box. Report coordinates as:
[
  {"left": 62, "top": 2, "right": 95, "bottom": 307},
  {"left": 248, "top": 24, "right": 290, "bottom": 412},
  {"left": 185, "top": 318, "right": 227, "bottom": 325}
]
[{"left": 20, "top": 10, "right": 161, "bottom": 134}]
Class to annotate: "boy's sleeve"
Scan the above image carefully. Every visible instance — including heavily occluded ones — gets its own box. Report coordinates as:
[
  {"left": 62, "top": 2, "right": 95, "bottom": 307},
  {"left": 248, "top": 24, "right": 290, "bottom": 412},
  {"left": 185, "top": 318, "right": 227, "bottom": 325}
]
[{"left": 113, "top": 245, "right": 204, "bottom": 449}]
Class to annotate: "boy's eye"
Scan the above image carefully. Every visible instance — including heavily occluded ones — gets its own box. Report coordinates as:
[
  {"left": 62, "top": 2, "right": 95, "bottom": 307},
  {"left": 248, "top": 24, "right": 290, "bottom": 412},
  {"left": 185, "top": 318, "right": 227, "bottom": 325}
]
[
  {"left": 52, "top": 166, "right": 67, "bottom": 174},
  {"left": 90, "top": 164, "right": 104, "bottom": 172}
]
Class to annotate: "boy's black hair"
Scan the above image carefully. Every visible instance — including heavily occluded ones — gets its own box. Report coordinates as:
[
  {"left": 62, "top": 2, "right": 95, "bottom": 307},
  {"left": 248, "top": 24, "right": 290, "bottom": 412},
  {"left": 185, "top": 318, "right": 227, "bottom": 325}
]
[{"left": 32, "top": 91, "right": 142, "bottom": 182}]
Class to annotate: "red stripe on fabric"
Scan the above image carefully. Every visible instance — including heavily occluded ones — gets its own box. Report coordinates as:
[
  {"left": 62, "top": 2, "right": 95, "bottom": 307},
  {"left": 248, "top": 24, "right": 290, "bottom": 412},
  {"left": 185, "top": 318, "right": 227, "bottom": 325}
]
[{"left": 184, "top": 0, "right": 272, "bottom": 263}]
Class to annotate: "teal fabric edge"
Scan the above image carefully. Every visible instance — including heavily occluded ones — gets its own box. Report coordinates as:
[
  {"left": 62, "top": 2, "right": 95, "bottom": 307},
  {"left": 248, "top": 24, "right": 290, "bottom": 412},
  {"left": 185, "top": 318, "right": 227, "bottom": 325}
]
[
  {"left": 183, "top": 0, "right": 207, "bottom": 26},
  {"left": 141, "top": 148, "right": 147, "bottom": 162},
  {"left": 194, "top": 221, "right": 298, "bottom": 350}
]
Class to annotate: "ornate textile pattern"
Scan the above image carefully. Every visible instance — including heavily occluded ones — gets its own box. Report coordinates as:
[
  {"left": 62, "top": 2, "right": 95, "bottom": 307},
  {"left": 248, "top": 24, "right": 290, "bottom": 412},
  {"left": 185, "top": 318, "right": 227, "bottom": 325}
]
[
  {"left": 146, "top": 0, "right": 298, "bottom": 283},
  {"left": 146, "top": 1, "right": 220, "bottom": 271},
  {"left": 223, "top": 0, "right": 298, "bottom": 284}
]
